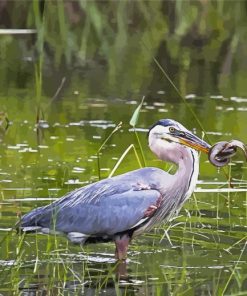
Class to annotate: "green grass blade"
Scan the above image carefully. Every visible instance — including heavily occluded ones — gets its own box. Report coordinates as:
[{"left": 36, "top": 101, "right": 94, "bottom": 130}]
[
  {"left": 129, "top": 96, "right": 145, "bottom": 127},
  {"left": 129, "top": 96, "right": 146, "bottom": 166},
  {"left": 108, "top": 144, "right": 142, "bottom": 178}
]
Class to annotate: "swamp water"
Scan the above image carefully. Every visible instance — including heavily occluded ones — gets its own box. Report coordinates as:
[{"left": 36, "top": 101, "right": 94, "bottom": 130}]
[{"left": 0, "top": 95, "right": 246, "bottom": 295}]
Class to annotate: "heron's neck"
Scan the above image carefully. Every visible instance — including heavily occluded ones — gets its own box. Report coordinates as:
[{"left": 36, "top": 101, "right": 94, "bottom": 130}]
[{"left": 174, "top": 148, "right": 199, "bottom": 200}]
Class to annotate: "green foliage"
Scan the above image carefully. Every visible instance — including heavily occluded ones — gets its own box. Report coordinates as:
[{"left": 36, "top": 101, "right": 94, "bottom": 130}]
[
  {"left": 129, "top": 96, "right": 145, "bottom": 128},
  {"left": 0, "top": 0, "right": 246, "bottom": 97}
]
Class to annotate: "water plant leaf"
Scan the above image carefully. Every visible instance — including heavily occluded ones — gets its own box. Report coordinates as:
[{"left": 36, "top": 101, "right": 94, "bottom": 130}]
[{"left": 129, "top": 96, "right": 145, "bottom": 127}]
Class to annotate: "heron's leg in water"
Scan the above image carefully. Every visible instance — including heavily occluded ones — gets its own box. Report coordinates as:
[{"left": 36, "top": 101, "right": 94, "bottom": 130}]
[{"left": 114, "top": 234, "right": 130, "bottom": 260}]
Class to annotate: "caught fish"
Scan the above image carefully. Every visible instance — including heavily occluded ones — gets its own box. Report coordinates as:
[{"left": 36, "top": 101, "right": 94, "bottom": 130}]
[{"left": 209, "top": 140, "right": 247, "bottom": 167}]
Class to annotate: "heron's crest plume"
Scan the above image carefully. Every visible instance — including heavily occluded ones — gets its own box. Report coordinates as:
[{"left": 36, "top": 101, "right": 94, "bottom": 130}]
[{"left": 148, "top": 118, "right": 187, "bottom": 138}]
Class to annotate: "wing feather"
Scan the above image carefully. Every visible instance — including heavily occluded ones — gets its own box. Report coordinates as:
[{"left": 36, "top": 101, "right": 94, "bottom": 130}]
[
  {"left": 20, "top": 167, "right": 167, "bottom": 236},
  {"left": 39, "top": 189, "right": 160, "bottom": 235}
]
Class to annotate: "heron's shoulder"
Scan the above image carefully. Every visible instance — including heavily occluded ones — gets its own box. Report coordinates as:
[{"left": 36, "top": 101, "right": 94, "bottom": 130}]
[
  {"left": 135, "top": 167, "right": 168, "bottom": 174},
  {"left": 104, "top": 167, "right": 168, "bottom": 182},
  {"left": 128, "top": 167, "right": 169, "bottom": 178},
  {"left": 93, "top": 167, "right": 169, "bottom": 185}
]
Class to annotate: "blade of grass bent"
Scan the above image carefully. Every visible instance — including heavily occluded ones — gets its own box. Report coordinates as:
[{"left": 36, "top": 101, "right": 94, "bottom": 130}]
[
  {"left": 141, "top": 40, "right": 211, "bottom": 144},
  {"left": 109, "top": 144, "right": 142, "bottom": 178},
  {"left": 220, "top": 241, "right": 247, "bottom": 295},
  {"left": 129, "top": 96, "right": 145, "bottom": 127},
  {"left": 130, "top": 96, "right": 146, "bottom": 167},
  {"left": 97, "top": 122, "right": 122, "bottom": 180},
  {"left": 141, "top": 41, "right": 236, "bottom": 184}
]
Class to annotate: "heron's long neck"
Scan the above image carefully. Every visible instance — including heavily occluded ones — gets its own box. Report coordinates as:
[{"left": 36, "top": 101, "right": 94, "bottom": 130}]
[
  {"left": 135, "top": 147, "right": 200, "bottom": 236},
  {"left": 173, "top": 148, "right": 199, "bottom": 201}
]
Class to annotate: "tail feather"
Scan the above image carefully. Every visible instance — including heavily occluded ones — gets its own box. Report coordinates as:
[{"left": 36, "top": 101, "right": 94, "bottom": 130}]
[{"left": 19, "top": 206, "right": 47, "bottom": 227}]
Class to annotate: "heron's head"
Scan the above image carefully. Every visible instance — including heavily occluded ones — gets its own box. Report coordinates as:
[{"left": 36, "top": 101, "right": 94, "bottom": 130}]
[{"left": 148, "top": 119, "right": 211, "bottom": 163}]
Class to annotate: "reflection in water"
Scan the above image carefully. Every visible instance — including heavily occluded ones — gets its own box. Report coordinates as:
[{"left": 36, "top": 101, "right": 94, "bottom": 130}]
[
  {"left": 115, "top": 260, "right": 128, "bottom": 279},
  {"left": 16, "top": 255, "right": 144, "bottom": 295},
  {"left": 15, "top": 248, "right": 244, "bottom": 295}
]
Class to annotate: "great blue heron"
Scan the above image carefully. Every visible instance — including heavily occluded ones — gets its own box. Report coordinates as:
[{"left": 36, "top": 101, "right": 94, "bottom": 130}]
[{"left": 19, "top": 119, "right": 212, "bottom": 260}]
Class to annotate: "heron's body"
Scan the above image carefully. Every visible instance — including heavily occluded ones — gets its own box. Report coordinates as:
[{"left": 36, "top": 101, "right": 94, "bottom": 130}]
[{"left": 19, "top": 119, "right": 209, "bottom": 259}]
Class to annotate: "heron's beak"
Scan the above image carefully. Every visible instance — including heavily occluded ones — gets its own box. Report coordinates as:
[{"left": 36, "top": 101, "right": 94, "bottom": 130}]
[
  {"left": 161, "top": 130, "right": 211, "bottom": 154},
  {"left": 177, "top": 132, "right": 211, "bottom": 154}
]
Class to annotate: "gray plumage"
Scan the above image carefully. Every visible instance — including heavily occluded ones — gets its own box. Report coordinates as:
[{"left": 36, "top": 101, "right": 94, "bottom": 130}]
[{"left": 21, "top": 168, "right": 167, "bottom": 235}]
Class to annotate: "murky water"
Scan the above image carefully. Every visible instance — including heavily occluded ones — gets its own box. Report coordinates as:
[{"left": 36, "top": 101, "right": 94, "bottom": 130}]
[{"left": 0, "top": 93, "right": 246, "bottom": 294}]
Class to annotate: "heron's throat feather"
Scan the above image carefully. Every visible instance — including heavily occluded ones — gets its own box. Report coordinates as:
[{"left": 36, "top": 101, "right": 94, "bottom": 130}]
[
  {"left": 175, "top": 148, "right": 199, "bottom": 199},
  {"left": 159, "top": 147, "right": 199, "bottom": 219}
]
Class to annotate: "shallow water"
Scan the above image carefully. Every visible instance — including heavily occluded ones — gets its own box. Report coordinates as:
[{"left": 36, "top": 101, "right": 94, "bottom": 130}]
[{"left": 0, "top": 94, "right": 247, "bottom": 294}]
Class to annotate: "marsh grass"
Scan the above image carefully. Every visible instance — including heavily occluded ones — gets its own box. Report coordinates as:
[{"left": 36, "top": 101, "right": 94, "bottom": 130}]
[
  {"left": 1, "top": 222, "right": 246, "bottom": 294},
  {"left": 0, "top": 86, "right": 246, "bottom": 295},
  {"left": 129, "top": 96, "right": 146, "bottom": 167},
  {"left": 2, "top": 118, "right": 244, "bottom": 294},
  {"left": 96, "top": 121, "right": 122, "bottom": 180}
]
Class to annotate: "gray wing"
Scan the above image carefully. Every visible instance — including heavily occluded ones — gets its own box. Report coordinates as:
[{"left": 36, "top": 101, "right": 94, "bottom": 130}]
[
  {"left": 20, "top": 168, "right": 165, "bottom": 235},
  {"left": 52, "top": 189, "right": 160, "bottom": 235}
]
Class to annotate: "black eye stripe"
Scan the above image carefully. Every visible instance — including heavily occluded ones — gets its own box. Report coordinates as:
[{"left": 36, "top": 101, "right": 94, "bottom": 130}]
[{"left": 169, "top": 128, "right": 186, "bottom": 137}]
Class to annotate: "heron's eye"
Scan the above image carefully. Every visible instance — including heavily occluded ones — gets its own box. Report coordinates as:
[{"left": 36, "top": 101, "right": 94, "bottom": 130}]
[{"left": 169, "top": 127, "right": 175, "bottom": 133}]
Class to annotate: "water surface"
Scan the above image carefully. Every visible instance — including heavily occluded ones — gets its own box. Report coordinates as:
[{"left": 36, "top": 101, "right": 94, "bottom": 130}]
[{"left": 0, "top": 95, "right": 246, "bottom": 295}]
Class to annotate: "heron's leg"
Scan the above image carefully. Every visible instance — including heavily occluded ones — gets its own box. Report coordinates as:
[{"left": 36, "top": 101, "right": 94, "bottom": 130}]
[
  {"left": 116, "top": 261, "right": 128, "bottom": 278},
  {"left": 114, "top": 234, "right": 130, "bottom": 260}
]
